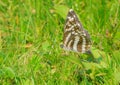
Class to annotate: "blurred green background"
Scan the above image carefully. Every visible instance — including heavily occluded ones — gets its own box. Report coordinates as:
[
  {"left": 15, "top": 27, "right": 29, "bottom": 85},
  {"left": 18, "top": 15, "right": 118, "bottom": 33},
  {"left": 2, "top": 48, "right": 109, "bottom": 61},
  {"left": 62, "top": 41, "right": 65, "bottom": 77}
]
[{"left": 0, "top": 0, "right": 120, "bottom": 85}]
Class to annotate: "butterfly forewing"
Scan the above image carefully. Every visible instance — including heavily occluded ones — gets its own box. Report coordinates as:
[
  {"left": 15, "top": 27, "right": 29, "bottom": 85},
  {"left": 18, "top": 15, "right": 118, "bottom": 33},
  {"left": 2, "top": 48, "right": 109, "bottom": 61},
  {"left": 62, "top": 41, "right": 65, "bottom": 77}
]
[{"left": 62, "top": 9, "right": 91, "bottom": 53}]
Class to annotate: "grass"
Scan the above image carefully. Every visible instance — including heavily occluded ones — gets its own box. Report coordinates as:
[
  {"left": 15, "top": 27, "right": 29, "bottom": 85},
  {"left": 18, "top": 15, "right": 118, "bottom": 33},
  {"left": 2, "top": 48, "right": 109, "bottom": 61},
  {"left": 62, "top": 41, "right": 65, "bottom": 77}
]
[{"left": 0, "top": 0, "right": 120, "bottom": 85}]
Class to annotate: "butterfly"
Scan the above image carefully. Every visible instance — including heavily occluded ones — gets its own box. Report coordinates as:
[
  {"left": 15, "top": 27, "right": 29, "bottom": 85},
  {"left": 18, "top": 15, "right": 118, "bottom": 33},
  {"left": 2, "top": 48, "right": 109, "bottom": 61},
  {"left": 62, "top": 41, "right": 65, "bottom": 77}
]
[{"left": 61, "top": 9, "right": 91, "bottom": 53}]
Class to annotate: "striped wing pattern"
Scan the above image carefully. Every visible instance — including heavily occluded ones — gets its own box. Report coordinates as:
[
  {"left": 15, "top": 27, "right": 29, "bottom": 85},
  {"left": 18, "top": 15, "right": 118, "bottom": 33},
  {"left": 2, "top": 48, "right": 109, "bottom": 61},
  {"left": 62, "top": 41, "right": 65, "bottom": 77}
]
[{"left": 61, "top": 9, "right": 91, "bottom": 53}]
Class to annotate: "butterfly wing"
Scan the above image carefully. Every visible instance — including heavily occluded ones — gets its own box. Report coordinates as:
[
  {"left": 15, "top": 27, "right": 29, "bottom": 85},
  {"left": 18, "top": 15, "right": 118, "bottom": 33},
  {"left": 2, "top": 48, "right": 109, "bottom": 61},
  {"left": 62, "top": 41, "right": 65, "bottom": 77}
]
[{"left": 61, "top": 9, "right": 91, "bottom": 53}]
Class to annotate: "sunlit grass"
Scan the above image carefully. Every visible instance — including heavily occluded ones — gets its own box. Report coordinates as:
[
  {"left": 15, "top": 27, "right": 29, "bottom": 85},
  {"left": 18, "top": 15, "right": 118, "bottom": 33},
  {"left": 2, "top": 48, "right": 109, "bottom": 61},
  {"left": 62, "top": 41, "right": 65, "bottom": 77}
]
[{"left": 0, "top": 0, "right": 120, "bottom": 85}]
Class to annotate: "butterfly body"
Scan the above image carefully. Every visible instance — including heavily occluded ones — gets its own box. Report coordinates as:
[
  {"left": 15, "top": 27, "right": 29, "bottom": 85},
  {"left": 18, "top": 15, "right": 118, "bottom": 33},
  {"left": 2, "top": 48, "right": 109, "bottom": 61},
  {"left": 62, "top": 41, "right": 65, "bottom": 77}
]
[{"left": 61, "top": 9, "right": 91, "bottom": 53}]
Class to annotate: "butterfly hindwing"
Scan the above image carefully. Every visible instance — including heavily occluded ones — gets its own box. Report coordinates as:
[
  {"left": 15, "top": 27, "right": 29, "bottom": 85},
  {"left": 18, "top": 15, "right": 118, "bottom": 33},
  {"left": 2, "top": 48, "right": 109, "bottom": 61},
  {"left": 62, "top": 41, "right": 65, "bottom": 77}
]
[{"left": 62, "top": 9, "right": 91, "bottom": 53}]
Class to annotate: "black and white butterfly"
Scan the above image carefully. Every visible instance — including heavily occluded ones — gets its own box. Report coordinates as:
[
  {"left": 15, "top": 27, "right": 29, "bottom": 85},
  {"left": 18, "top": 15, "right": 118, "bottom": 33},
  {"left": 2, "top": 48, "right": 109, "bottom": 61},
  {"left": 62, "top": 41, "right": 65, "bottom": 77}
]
[{"left": 61, "top": 9, "right": 91, "bottom": 53}]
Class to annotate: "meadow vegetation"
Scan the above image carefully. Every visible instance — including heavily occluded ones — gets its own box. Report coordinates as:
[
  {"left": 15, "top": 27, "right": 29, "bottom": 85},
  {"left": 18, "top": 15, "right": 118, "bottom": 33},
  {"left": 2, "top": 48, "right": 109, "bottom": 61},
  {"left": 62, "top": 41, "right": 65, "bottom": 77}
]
[{"left": 0, "top": 0, "right": 120, "bottom": 85}]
